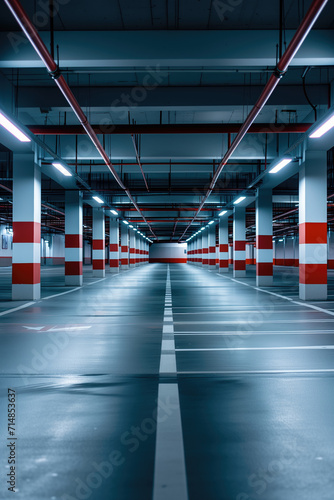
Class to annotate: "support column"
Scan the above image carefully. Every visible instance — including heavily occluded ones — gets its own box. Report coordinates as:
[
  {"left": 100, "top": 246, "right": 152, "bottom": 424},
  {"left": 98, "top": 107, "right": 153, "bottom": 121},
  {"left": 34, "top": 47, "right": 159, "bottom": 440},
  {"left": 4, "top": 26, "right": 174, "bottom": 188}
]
[
  {"left": 12, "top": 153, "right": 41, "bottom": 300},
  {"left": 233, "top": 207, "right": 246, "bottom": 278},
  {"left": 109, "top": 219, "right": 119, "bottom": 273},
  {"left": 219, "top": 217, "right": 229, "bottom": 272},
  {"left": 65, "top": 190, "right": 83, "bottom": 286},
  {"left": 92, "top": 208, "right": 105, "bottom": 278},
  {"left": 202, "top": 230, "right": 208, "bottom": 268},
  {"left": 299, "top": 150, "right": 327, "bottom": 300},
  {"left": 121, "top": 225, "right": 129, "bottom": 269},
  {"left": 208, "top": 224, "right": 216, "bottom": 270},
  {"left": 256, "top": 189, "right": 273, "bottom": 286},
  {"left": 129, "top": 229, "right": 136, "bottom": 267}
]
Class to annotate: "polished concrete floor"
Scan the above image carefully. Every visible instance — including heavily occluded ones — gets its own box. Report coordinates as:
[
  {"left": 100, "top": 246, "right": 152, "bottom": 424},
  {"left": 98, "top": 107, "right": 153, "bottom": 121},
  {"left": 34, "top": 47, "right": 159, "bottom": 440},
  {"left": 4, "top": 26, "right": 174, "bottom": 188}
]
[{"left": 0, "top": 263, "right": 334, "bottom": 500}]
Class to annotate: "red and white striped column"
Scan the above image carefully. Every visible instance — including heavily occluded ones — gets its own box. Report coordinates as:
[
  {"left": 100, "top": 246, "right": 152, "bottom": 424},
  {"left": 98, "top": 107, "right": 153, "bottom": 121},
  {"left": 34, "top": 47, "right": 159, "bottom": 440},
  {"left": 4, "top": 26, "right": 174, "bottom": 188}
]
[
  {"left": 208, "top": 223, "right": 216, "bottom": 270},
  {"left": 233, "top": 207, "right": 246, "bottom": 278},
  {"left": 65, "top": 190, "right": 83, "bottom": 286},
  {"left": 189, "top": 240, "right": 193, "bottom": 264},
  {"left": 256, "top": 189, "right": 273, "bottom": 286},
  {"left": 219, "top": 216, "right": 229, "bottom": 273},
  {"left": 12, "top": 154, "right": 41, "bottom": 300},
  {"left": 121, "top": 224, "right": 129, "bottom": 269},
  {"left": 299, "top": 149, "right": 327, "bottom": 300},
  {"left": 129, "top": 229, "right": 136, "bottom": 267},
  {"left": 202, "top": 229, "right": 208, "bottom": 268},
  {"left": 92, "top": 208, "right": 105, "bottom": 278},
  {"left": 109, "top": 218, "right": 119, "bottom": 273}
]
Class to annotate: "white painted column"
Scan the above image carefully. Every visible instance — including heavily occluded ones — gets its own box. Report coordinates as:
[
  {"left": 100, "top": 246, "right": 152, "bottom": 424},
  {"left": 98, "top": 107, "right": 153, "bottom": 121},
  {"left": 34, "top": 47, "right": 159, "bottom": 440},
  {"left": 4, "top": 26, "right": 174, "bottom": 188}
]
[
  {"left": 129, "top": 229, "right": 136, "bottom": 267},
  {"left": 109, "top": 218, "right": 119, "bottom": 273},
  {"left": 233, "top": 207, "right": 246, "bottom": 278},
  {"left": 256, "top": 189, "right": 273, "bottom": 286},
  {"left": 202, "top": 229, "right": 208, "bottom": 268},
  {"left": 208, "top": 224, "right": 216, "bottom": 270},
  {"left": 12, "top": 153, "right": 41, "bottom": 300},
  {"left": 65, "top": 190, "right": 83, "bottom": 286},
  {"left": 92, "top": 208, "right": 105, "bottom": 278},
  {"left": 219, "top": 216, "right": 229, "bottom": 273},
  {"left": 299, "top": 149, "right": 327, "bottom": 300},
  {"left": 121, "top": 224, "right": 129, "bottom": 269}
]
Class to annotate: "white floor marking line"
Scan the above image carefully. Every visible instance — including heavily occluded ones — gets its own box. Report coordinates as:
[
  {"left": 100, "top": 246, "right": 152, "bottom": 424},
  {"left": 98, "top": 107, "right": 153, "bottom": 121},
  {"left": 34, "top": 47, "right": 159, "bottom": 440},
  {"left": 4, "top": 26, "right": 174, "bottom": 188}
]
[
  {"left": 42, "top": 287, "right": 82, "bottom": 300},
  {"left": 216, "top": 272, "right": 334, "bottom": 317},
  {"left": 174, "top": 319, "right": 334, "bottom": 324},
  {"left": 155, "top": 265, "right": 188, "bottom": 500},
  {"left": 153, "top": 384, "right": 188, "bottom": 500},
  {"left": 0, "top": 301, "right": 35, "bottom": 317},
  {"left": 174, "top": 331, "right": 334, "bottom": 336},
  {"left": 178, "top": 369, "right": 334, "bottom": 375},
  {"left": 176, "top": 345, "right": 334, "bottom": 352}
]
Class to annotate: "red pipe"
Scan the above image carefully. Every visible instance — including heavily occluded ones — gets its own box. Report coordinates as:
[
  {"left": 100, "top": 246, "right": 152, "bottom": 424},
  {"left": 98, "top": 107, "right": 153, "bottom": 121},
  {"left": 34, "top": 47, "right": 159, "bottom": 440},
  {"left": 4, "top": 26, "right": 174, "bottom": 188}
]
[
  {"left": 178, "top": 0, "right": 328, "bottom": 241},
  {"left": 28, "top": 123, "right": 312, "bottom": 135},
  {"left": 4, "top": 0, "right": 157, "bottom": 240}
]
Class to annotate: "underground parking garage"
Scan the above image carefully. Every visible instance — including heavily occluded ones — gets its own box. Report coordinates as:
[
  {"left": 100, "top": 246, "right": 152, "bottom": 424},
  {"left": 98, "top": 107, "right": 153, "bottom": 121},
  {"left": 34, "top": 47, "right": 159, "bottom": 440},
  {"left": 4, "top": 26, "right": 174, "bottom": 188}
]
[{"left": 1, "top": 0, "right": 334, "bottom": 499}]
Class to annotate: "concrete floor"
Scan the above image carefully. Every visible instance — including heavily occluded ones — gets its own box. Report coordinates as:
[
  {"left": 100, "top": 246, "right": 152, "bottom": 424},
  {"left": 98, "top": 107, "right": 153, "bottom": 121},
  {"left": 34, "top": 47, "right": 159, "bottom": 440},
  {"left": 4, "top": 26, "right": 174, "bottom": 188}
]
[{"left": 0, "top": 264, "right": 334, "bottom": 499}]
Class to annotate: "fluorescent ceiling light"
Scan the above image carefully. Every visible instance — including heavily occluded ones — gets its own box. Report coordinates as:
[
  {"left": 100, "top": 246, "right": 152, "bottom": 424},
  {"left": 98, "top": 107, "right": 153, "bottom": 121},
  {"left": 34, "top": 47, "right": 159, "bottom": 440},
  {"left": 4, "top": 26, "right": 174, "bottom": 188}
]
[
  {"left": 110, "top": 209, "right": 118, "bottom": 215},
  {"left": 92, "top": 196, "right": 104, "bottom": 204},
  {"left": 208, "top": 220, "right": 215, "bottom": 225},
  {"left": 129, "top": 225, "right": 134, "bottom": 228},
  {"left": 219, "top": 210, "right": 227, "bottom": 216},
  {"left": 233, "top": 196, "right": 246, "bottom": 205},
  {"left": 269, "top": 158, "right": 292, "bottom": 174},
  {"left": 52, "top": 162, "right": 72, "bottom": 177},
  {"left": 122, "top": 220, "right": 129, "bottom": 225},
  {"left": 0, "top": 113, "right": 31, "bottom": 142},
  {"left": 310, "top": 115, "right": 334, "bottom": 138},
  {"left": 200, "top": 227, "right": 205, "bottom": 231},
  {"left": 134, "top": 228, "right": 138, "bottom": 232}
]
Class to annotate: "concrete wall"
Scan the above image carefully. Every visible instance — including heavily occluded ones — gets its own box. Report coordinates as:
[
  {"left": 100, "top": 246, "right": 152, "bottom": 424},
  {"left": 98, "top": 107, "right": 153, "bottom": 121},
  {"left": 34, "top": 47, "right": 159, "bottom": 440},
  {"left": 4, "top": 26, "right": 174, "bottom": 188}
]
[{"left": 149, "top": 243, "right": 187, "bottom": 263}]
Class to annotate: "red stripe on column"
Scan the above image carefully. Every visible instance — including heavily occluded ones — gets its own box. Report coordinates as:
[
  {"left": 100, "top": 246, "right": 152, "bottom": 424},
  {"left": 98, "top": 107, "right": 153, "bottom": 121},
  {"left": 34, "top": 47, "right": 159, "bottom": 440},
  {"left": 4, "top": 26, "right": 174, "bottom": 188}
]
[
  {"left": 110, "top": 244, "right": 118, "bottom": 251},
  {"left": 12, "top": 263, "right": 40, "bottom": 284},
  {"left": 203, "top": 249, "right": 208, "bottom": 254},
  {"left": 256, "top": 262, "right": 273, "bottom": 276},
  {"left": 234, "top": 241, "right": 245, "bottom": 251},
  {"left": 208, "top": 259, "right": 216, "bottom": 265},
  {"left": 220, "top": 244, "right": 228, "bottom": 252},
  {"left": 65, "top": 234, "right": 83, "bottom": 248},
  {"left": 93, "top": 260, "right": 105, "bottom": 270},
  {"left": 13, "top": 222, "right": 41, "bottom": 244},
  {"left": 110, "top": 260, "right": 119, "bottom": 268},
  {"left": 121, "top": 258, "right": 128, "bottom": 265},
  {"left": 93, "top": 240, "right": 104, "bottom": 250},
  {"left": 256, "top": 235, "right": 272, "bottom": 249},
  {"left": 299, "top": 222, "right": 327, "bottom": 244},
  {"left": 209, "top": 246, "right": 215, "bottom": 253},
  {"left": 234, "top": 260, "right": 246, "bottom": 271},
  {"left": 65, "top": 261, "right": 83, "bottom": 275},
  {"left": 130, "top": 248, "right": 136, "bottom": 254},
  {"left": 299, "top": 264, "right": 327, "bottom": 284},
  {"left": 121, "top": 246, "right": 128, "bottom": 252},
  {"left": 220, "top": 261, "right": 228, "bottom": 268}
]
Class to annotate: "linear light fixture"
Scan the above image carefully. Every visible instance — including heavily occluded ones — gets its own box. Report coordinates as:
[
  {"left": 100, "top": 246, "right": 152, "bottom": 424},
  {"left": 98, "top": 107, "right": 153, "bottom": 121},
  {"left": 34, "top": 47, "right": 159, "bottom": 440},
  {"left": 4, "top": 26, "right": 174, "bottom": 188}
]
[
  {"left": 233, "top": 196, "right": 246, "bottom": 205},
  {"left": 52, "top": 162, "right": 72, "bottom": 177},
  {"left": 122, "top": 220, "right": 129, "bottom": 225},
  {"left": 269, "top": 158, "right": 292, "bottom": 174},
  {"left": 0, "top": 112, "right": 31, "bottom": 142},
  {"left": 92, "top": 196, "right": 104, "bottom": 204},
  {"left": 219, "top": 210, "right": 227, "bottom": 216},
  {"left": 110, "top": 209, "right": 118, "bottom": 216},
  {"left": 200, "top": 227, "right": 205, "bottom": 231},
  {"left": 208, "top": 220, "right": 215, "bottom": 225},
  {"left": 129, "top": 225, "right": 134, "bottom": 229},
  {"left": 310, "top": 115, "right": 334, "bottom": 138}
]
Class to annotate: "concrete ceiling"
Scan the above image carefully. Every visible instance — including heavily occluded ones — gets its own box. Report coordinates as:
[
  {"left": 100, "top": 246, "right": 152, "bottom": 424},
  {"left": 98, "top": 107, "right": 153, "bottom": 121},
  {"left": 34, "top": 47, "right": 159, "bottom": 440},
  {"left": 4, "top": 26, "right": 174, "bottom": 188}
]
[{"left": 0, "top": 0, "right": 334, "bottom": 240}]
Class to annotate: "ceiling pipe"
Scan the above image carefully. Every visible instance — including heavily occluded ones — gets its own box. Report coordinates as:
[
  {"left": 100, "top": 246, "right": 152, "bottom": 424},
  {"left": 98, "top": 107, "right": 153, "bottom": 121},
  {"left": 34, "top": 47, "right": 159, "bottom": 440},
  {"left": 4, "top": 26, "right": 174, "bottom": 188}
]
[
  {"left": 4, "top": 0, "right": 157, "bottom": 240},
  {"left": 131, "top": 134, "right": 150, "bottom": 192},
  {"left": 178, "top": 0, "right": 328, "bottom": 242},
  {"left": 28, "top": 123, "right": 312, "bottom": 135}
]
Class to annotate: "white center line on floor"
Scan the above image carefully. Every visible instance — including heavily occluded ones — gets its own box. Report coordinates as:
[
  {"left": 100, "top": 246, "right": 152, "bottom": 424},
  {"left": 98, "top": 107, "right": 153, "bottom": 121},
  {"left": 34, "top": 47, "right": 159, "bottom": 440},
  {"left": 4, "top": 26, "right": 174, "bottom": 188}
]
[
  {"left": 178, "top": 369, "right": 334, "bottom": 375},
  {"left": 174, "top": 319, "right": 334, "bottom": 324},
  {"left": 42, "top": 287, "right": 82, "bottom": 300},
  {"left": 174, "top": 331, "right": 334, "bottom": 336},
  {"left": 154, "top": 265, "right": 188, "bottom": 500},
  {"left": 153, "top": 384, "right": 188, "bottom": 500}
]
